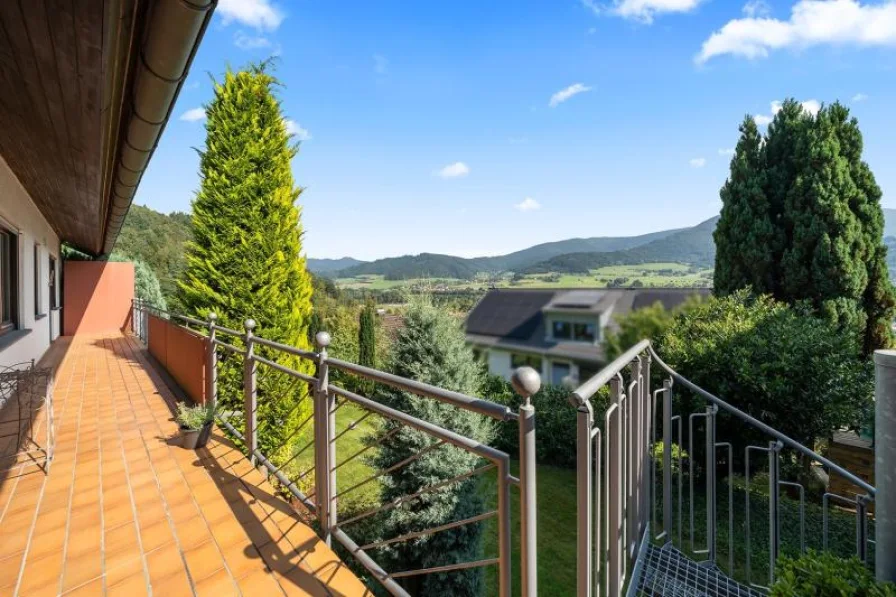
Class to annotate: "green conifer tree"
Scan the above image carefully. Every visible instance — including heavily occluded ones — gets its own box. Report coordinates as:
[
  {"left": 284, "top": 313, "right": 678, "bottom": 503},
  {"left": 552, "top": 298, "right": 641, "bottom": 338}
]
[
  {"left": 714, "top": 99, "right": 895, "bottom": 354},
  {"left": 358, "top": 300, "right": 377, "bottom": 369},
  {"left": 177, "top": 63, "right": 314, "bottom": 459},
  {"left": 367, "top": 299, "right": 494, "bottom": 595},
  {"left": 714, "top": 117, "right": 777, "bottom": 295}
]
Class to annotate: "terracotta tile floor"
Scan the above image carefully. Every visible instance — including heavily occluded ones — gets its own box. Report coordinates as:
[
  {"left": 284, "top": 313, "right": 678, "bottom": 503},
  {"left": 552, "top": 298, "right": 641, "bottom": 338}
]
[{"left": 0, "top": 333, "right": 370, "bottom": 596}]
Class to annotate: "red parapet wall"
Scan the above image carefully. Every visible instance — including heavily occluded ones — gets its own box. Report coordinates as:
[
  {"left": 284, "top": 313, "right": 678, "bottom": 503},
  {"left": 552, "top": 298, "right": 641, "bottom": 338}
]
[
  {"left": 63, "top": 261, "right": 135, "bottom": 336},
  {"left": 146, "top": 313, "right": 208, "bottom": 405}
]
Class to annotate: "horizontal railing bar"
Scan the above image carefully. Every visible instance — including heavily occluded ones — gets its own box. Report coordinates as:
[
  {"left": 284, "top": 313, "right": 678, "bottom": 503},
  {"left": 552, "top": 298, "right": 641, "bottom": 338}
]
[
  {"left": 337, "top": 463, "right": 496, "bottom": 528},
  {"left": 212, "top": 339, "right": 245, "bottom": 355},
  {"left": 649, "top": 346, "right": 877, "bottom": 497},
  {"left": 572, "top": 339, "right": 650, "bottom": 403},
  {"left": 389, "top": 558, "right": 499, "bottom": 579},
  {"left": 330, "top": 410, "right": 375, "bottom": 444},
  {"left": 252, "top": 335, "right": 318, "bottom": 360},
  {"left": 253, "top": 354, "right": 317, "bottom": 384},
  {"left": 331, "top": 528, "right": 409, "bottom": 597},
  {"left": 333, "top": 427, "right": 402, "bottom": 473},
  {"left": 172, "top": 313, "right": 207, "bottom": 327},
  {"left": 329, "top": 385, "right": 509, "bottom": 463},
  {"left": 260, "top": 407, "right": 314, "bottom": 448},
  {"left": 359, "top": 511, "right": 498, "bottom": 552},
  {"left": 211, "top": 323, "right": 243, "bottom": 336},
  {"left": 334, "top": 440, "right": 447, "bottom": 500},
  {"left": 277, "top": 437, "right": 317, "bottom": 471},
  {"left": 328, "top": 358, "right": 514, "bottom": 421}
]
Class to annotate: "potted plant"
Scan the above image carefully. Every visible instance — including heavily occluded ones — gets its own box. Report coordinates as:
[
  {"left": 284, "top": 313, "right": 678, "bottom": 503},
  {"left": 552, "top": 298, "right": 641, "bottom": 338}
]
[{"left": 175, "top": 402, "right": 216, "bottom": 449}]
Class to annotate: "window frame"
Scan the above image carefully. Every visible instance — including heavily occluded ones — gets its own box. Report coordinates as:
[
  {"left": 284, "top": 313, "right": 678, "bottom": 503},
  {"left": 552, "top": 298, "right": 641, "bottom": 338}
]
[
  {"left": 33, "top": 243, "right": 42, "bottom": 317},
  {"left": 1, "top": 226, "right": 18, "bottom": 335},
  {"left": 510, "top": 352, "right": 543, "bottom": 371},
  {"left": 552, "top": 320, "right": 572, "bottom": 340},
  {"left": 48, "top": 254, "right": 57, "bottom": 311},
  {"left": 573, "top": 322, "right": 596, "bottom": 343}
]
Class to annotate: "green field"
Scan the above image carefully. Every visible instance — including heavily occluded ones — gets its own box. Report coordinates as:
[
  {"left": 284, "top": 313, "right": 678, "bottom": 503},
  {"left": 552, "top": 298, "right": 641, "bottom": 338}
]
[{"left": 334, "top": 263, "right": 713, "bottom": 291}]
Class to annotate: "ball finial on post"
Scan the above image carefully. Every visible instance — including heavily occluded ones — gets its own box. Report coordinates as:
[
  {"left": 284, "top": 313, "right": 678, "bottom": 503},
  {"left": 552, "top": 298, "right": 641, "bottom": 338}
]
[
  {"left": 315, "top": 331, "right": 331, "bottom": 349},
  {"left": 511, "top": 366, "right": 542, "bottom": 405},
  {"left": 208, "top": 312, "right": 217, "bottom": 323},
  {"left": 243, "top": 319, "right": 256, "bottom": 332}
]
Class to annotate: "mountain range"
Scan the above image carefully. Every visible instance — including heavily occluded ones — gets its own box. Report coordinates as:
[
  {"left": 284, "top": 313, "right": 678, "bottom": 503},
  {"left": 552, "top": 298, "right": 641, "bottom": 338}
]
[{"left": 311, "top": 209, "right": 896, "bottom": 280}]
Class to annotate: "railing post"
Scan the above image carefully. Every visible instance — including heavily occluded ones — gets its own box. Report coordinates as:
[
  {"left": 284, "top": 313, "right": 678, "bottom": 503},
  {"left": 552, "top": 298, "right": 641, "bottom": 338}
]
[
  {"left": 607, "top": 376, "right": 623, "bottom": 597},
  {"left": 243, "top": 319, "right": 258, "bottom": 466},
  {"left": 512, "top": 367, "right": 541, "bottom": 597},
  {"left": 662, "top": 378, "right": 673, "bottom": 541},
  {"left": 573, "top": 389, "right": 593, "bottom": 597},
  {"left": 314, "top": 331, "right": 333, "bottom": 545},
  {"left": 874, "top": 349, "right": 896, "bottom": 582},
  {"left": 706, "top": 404, "right": 717, "bottom": 565},
  {"left": 207, "top": 313, "right": 217, "bottom": 409},
  {"left": 856, "top": 494, "right": 869, "bottom": 562},
  {"left": 768, "top": 440, "right": 782, "bottom": 585}
]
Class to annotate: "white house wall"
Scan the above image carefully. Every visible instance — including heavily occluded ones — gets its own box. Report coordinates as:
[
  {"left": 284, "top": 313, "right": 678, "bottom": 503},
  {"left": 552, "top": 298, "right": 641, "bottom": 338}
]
[{"left": 0, "top": 153, "right": 61, "bottom": 369}]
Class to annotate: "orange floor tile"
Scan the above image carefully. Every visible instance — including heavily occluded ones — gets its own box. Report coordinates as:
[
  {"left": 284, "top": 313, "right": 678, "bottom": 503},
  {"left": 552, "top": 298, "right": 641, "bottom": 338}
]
[{"left": 0, "top": 333, "right": 369, "bottom": 596}]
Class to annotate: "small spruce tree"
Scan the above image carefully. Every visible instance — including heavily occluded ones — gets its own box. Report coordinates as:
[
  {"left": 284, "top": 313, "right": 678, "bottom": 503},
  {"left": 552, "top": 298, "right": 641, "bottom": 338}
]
[
  {"left": 177, "top": 62, "right": 314, "bottom": 460},
  {"left": 367, "top": 299, "right": 494, "bottom": 595}
]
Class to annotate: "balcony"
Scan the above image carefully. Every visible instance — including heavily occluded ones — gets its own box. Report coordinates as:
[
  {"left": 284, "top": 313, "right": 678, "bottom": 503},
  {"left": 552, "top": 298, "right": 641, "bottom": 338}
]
[{"left": 0, "top": 332, "right": 367, "bottom": 595}]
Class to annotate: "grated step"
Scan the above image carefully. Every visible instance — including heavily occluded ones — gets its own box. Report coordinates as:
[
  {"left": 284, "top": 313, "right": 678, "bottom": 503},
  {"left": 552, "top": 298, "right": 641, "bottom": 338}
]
[{"left": 634, "top": 544, "right": 765, "bottom": 597}]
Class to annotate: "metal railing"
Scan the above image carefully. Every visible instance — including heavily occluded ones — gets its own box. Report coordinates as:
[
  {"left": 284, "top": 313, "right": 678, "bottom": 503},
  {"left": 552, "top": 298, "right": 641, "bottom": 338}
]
[
  {"left": 571, "top": 340, "right": 878, "bottom": 596},
  {"left": 132, "top": 299, "right": 540, "bottom": 597}
]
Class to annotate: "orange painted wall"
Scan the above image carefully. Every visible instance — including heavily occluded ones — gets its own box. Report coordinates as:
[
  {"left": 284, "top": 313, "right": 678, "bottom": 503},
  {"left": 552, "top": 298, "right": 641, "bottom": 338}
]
[
  {"left": 63, "top": 262, "right": 135, "bottom": 336},
  {"left": 146, "top": 313, "right": 208, "bottom": 405}
]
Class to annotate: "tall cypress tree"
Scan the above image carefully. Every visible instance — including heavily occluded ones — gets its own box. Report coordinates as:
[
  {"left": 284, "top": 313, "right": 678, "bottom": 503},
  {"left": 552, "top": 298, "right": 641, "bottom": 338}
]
[
  {"left": 358, "top": 299, "right": 377, "bottom": 369},
  {"left": 714, "top": 99, "right": 895, "bottom": 355},
  {"left": 366, "top": 299, "right": 493, "bottom": 595},
  {"left": 177, "top": 63, "right": 314, "bottom": 459},
  {"left": 714, "top": 117, "right": 776, "bottom": 295}
]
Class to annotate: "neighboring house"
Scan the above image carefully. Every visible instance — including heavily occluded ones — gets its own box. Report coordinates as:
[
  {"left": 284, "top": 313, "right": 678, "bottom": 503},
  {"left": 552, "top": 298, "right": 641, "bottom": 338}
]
[{"left": 465, "top": 287, "right": 710, "bottom": 385}]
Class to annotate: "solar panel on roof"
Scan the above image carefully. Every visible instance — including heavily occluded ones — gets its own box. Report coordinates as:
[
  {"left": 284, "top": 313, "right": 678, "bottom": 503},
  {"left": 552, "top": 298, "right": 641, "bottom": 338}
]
[{"left": 552, "top": 290, "right": 604, "bottom": 308}]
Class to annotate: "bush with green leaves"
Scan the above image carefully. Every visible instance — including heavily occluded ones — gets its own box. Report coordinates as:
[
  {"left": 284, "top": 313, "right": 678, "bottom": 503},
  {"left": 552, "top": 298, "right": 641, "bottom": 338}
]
[
  {"left": 604, "top": 300, "right": 675, "bottom": 361},
  {"left": 771, "top": 551, "right": 895, "bottom": 596},
  {"left": 176, "top": 62, "right": 314, "bottom": 463},
  {"left": 659, "top": 290, "right": 873, "bottom": 455},
  {"left": 364, "top": 299, "right": 493, "bottom": 595}
]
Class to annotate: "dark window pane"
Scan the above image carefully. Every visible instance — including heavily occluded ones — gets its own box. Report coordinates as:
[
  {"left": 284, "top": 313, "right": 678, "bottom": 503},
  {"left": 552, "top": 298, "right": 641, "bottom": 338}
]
[
  {"left": 511, "top": 352, "right": 542, "bottom": 371},
  {"left": 573, "top": 322, "right": 595, "bottom": 342},
  {"left": 552, "top": 320, "right": 571, "bottom": 339}
]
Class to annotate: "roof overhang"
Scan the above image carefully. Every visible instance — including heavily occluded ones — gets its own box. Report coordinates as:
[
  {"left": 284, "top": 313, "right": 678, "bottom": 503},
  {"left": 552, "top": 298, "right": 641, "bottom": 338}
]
[{"left": 0, "top": 0, "right": 215, "bottom": 255}]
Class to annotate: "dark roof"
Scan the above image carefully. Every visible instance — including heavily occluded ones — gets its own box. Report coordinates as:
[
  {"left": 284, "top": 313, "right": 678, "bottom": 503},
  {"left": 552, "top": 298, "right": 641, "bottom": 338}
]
[
  {"left": 465, "top": 289, "right": 555, "bottom": 340},
  {"left": 631, "top": 288, "right": 710, "bottom": 312}
]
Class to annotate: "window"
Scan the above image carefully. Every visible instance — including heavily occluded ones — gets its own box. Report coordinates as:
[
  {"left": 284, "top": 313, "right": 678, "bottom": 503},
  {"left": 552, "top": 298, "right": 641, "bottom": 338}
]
[
  {"left": 1, "top": 227, "right": 17, "bottom": 334},
  {"left": 573, "top": 322, "right": 596, "bottom": 342},
  {"left": 48, "top": 256, "right": 57, "bottom": 310},
  {"left": 552, "top": 362, "right": 571, "bottom": 386},
  {"left": 511, "top": 352, "right": 542, "bottom": 371},
  {"left": 552, "top": 320, "right": 571, "bottom": 340},
  {"left": 33, "top": 244, "right": 42, "bottom": 316}
]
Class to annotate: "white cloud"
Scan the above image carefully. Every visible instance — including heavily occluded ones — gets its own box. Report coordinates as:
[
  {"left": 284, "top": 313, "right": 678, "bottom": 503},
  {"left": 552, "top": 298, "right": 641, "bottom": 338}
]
[
  {"left": 689, "top": 157, "right": 707, "bottom": 168},
  {"left": 374, "top": 54, "right": 388, "bottom": 75},
  {"left": 218, "top": 0, "right": 284, "bottom": 30},
  {"left": 718, "top": 148, "right": 736, "bottom": 156},
  {"left": 180, "top": 107, "right": 205, "bottom": 122},
  {"left": 514, "top": 197, "right": 542, "bottom": 212},
  {"left": 436, "top": 162, "right": 470, "bottom": 178},
  {"left": 696, "top": 0, "right": 896, "bottom": 64},
  {"left": 549, "top": 83, "right": 592, "bottom": 107},
  {"left": 742, "top": 0, "right": 771, "bottom": 17},
  {"left": 852, "top": 92, "right": 869, "bottom": 101},
  {"left": 583, "top": 0, "right": 704, "bottom": 23},
  {"left": 234, "top": 31, "right": 271, "bottom": 50},
  {"left": 753, "top": 99, "right": 820, "bottom": 126},
  {"left": 284, "top": 119, "right": 311, "bottom": 141}
]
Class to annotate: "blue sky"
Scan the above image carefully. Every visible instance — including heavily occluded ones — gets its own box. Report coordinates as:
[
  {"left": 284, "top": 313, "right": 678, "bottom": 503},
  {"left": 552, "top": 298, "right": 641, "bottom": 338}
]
[{"left": 136, "top": 0, "right": 896, "bottom": 260}]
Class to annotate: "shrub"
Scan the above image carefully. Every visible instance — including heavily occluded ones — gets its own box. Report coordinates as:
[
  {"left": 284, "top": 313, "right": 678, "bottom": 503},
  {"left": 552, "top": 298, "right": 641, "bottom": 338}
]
[
  {"left": 658, "top": 290, "right": 873, "bottom": 455},
  {"left": 771, "top": 551, "right": 895, "bottom": 596},
  {"left": 175, "top": 402, "right": 215, "bottom": 430}
]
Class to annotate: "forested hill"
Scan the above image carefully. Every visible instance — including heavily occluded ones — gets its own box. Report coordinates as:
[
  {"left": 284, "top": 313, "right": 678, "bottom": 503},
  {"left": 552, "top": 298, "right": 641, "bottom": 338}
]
[
  {"left": 307, "top": 257, "right": 366, "bottom": 273},
  {"left": 114, "top": 204, "right": 192, "bottom": 299}
]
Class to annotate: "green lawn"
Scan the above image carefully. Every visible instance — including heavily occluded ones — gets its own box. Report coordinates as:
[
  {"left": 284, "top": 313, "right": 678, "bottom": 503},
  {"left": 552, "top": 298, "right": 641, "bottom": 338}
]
[{"left": 480, "top": 461, "right": 578, "bottom": 596}]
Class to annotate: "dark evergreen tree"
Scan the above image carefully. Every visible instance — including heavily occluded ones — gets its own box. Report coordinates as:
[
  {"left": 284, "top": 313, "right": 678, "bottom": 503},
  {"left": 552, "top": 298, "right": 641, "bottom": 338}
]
[
  {"left": 714, "top": 99, "right": 895, "bottom": 354},
  {"left": 177, "top": 63, "right": 314, "bottom": 460},
  {"left": 367, "top": 299, "right": 493, "bottom": 595},
  {"left": 358, "top": 299, "right": 377, "bottom": 369},
  {"left": 714, "top": 117, "right": 777, "bottom": 295}
]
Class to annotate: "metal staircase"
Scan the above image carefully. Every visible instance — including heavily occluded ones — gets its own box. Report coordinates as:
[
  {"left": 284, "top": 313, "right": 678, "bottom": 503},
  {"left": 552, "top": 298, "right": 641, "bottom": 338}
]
[{"left": 634, "top": 544, "right": 762, "bottom": 597}]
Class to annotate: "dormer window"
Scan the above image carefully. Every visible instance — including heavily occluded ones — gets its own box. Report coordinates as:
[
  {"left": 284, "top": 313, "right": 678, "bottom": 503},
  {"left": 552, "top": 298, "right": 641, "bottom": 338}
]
[
  {"left": 574, "top": 322, "right": 595, "bottom": 342},
  {"left": 552, "top": 320, "right": 571, "bottom": 340}
]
